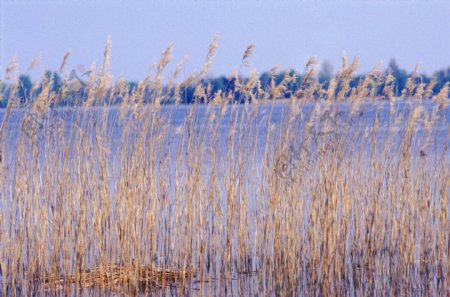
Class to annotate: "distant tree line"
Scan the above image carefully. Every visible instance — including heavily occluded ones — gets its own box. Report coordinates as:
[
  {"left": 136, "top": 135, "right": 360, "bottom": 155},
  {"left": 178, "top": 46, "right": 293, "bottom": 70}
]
[{"left": 1, "top": 59, "right": 450, "bottom": 108}]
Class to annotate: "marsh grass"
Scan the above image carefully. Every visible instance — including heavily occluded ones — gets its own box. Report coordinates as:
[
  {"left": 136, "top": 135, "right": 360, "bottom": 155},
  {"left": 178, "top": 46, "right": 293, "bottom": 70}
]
[
  {"left": 0, "top": 39, "right": 449, "bottom": 296},
  {"left": 38, "top": 263, "right": 195, "bottom": 293}
]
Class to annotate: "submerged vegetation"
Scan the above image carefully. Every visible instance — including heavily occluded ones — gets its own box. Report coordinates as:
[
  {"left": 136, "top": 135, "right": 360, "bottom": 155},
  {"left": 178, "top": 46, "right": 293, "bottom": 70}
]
[{"left": 0, "top": 38, "right": 449, "bottom": 296}]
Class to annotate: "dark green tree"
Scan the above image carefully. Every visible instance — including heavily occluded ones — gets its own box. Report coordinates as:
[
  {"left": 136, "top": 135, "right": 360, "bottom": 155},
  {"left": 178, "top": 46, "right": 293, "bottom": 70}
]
[
  {"left": 387, "top": 59, "right": 408, "bottom": 96},
  {"left": 44, "top": 70, "right": 62, "bottom": 93},
  {"left": 17, "top": 75, "right": 33, "bottom": 104},
  {"left": 318, "top": 60, "right": 333, "bottom": 84},
  {"left": 433, "top": 67, "right": 450, "bottom": 92}
]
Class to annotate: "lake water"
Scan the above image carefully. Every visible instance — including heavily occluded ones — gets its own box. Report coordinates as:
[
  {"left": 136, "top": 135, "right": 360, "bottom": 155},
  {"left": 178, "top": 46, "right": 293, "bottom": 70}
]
[{"left": 0, "top": 100, "right": 449, "bottom": 296}]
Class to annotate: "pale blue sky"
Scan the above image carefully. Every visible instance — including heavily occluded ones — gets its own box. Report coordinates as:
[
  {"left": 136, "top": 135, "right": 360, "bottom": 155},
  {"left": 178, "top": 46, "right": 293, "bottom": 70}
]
[{"left": 2, "top": 0, "right": 450, "bottom": 81}]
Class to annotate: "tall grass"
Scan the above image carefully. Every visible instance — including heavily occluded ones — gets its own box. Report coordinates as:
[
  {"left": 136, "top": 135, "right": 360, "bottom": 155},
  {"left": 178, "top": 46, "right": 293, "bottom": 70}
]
[{"left": 0, "top": 39, "right": 449, "bottom": 296}]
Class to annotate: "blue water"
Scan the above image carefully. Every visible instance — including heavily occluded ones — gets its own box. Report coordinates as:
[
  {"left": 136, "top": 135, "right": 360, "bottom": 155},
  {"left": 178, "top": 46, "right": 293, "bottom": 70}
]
[{"left": 0, "top": 100, "right": 449, "bottom": 296}]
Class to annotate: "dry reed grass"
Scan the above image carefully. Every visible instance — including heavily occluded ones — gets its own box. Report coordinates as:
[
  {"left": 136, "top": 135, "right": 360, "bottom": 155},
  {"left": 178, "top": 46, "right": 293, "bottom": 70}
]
[
  {"left": 37, "top": 264, "right": 195, "bottom": 292},
  {"left": 0, "top": 38, "right": 449, "bottom": 296}
]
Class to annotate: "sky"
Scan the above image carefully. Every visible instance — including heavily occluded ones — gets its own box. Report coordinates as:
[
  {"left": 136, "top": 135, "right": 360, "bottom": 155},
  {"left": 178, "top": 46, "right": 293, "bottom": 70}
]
[{"left": 2, "top": 0, "right": 450, "bottom": 81}]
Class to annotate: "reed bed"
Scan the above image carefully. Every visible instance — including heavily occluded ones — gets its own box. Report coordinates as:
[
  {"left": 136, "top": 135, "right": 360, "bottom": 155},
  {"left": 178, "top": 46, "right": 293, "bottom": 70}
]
[
  {"left": 0, "top": 39, "right": 449, "bottom": 296},
  {"left": 38, "top": 264, "right": 195, "bottom": 292}
]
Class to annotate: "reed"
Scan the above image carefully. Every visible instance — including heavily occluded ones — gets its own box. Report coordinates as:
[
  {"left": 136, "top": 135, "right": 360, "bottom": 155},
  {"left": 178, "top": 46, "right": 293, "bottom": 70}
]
[{"left": 0, "top": 38, "right": 449, "bottom": 296}]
